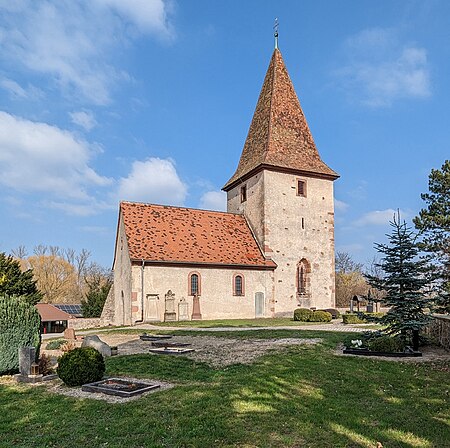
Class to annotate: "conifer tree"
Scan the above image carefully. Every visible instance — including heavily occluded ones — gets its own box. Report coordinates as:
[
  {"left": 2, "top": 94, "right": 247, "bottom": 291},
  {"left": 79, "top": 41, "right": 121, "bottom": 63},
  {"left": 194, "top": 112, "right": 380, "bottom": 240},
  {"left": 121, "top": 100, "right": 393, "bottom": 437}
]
[
  {"left": 0, "top": 252, "right": 42, "bottom": 305},
  {"left": 364, "top": 213, "right": 435, "bottom": 348},
  {"left": 413, "top": 160, "right": 450, "bottom": 313}
]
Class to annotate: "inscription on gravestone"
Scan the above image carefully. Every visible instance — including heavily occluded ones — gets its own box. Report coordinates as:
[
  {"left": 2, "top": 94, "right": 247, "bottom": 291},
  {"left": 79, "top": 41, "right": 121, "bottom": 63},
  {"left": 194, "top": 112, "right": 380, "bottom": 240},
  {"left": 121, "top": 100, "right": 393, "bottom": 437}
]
[
  {"left": 178, "top": 297, "right": 189, "bottom": 321},
  {"left": 164, "top": 290, "right": 177, "bottom": 322},
  {"left": 19, "top": 346, "right": 35, "bottom": 376}
]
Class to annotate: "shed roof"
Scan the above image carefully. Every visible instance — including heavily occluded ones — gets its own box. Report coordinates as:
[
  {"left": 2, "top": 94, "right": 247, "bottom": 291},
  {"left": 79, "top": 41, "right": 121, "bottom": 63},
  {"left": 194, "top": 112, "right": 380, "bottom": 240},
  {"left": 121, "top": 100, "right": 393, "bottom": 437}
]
[{"left": 35, "top": 303, "right": 73, "bottom": 322}]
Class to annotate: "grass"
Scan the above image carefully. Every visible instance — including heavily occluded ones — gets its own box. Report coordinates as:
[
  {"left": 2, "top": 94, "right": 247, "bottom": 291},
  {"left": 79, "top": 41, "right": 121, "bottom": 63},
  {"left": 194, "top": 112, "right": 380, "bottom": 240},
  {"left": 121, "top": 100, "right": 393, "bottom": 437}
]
[
  {"left": 1, "top": 329, "right": 449, "bottom": 448},
  {"left": 150, "top": 317, "right": 331, "bottom": 328}
]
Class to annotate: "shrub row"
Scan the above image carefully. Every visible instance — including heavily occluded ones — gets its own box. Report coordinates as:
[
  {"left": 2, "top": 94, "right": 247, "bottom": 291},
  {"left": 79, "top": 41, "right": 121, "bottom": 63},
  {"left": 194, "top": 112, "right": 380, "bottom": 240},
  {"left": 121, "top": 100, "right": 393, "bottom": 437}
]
[
  {"left": 342, "top": 313, "right": 384, "bottom": 324},
  {"left": 294, "top": 308, "right": 332, "bottom": 322},
  {"left": 46, "top": 339, "right": 66, "bottom": 350}
]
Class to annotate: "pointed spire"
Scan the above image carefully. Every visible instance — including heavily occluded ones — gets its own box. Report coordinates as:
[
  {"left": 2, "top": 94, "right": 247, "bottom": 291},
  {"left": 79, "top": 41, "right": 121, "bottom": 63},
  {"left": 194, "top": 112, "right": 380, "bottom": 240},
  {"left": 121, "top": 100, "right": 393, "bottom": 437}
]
[{"left": 223, "top": 49, "right": 338, "bottom": 191}]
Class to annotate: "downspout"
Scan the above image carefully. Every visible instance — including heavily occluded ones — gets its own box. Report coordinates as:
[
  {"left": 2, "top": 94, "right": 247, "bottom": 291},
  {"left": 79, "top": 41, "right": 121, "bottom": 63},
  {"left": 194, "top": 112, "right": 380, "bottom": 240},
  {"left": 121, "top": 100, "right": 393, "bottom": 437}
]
[{"left": 135, "top": 259, "right": 145, "bottom": 324}]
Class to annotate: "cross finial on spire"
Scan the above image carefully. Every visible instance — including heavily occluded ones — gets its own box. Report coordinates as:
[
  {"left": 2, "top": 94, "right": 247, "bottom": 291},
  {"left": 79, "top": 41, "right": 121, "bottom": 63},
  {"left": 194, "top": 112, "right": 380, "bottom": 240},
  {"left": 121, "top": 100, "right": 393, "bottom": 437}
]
[{"left": 273, "top": 18, "right": 279, "bottom": 49}]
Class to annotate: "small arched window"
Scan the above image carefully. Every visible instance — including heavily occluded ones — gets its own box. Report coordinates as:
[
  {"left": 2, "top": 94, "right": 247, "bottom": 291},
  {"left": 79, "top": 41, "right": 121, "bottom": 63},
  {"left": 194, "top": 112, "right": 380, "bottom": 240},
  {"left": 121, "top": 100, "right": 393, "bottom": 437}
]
[
  {"left": 233, "top": 274, "right": 245, "bottom": 296},
  {"left": 189, "top": 272, "right": 201, "bottom": 296}
]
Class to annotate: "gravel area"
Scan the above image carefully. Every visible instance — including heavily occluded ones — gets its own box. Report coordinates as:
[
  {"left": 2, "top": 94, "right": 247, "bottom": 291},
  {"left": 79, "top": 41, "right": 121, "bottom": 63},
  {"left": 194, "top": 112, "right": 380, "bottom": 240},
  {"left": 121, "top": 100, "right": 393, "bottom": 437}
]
[{"left": 104, "top": 334, "right": 322, "bottom": 367}]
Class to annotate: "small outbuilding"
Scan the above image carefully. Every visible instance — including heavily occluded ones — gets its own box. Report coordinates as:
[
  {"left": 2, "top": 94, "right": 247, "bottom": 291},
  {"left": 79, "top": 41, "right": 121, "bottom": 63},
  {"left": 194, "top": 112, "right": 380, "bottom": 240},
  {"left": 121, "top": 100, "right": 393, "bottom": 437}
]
[{"left": 35, "top": 303, "right": 74, "bottom": 333}]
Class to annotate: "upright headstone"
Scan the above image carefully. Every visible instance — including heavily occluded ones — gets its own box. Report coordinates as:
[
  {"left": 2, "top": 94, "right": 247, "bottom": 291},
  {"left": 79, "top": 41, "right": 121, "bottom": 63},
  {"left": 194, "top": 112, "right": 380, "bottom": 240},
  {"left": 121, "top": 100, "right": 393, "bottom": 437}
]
[
  {"left": 19, "top": 347, "right": 36, "bottom": 376},
  {"left": 64, "top": 328, "right": 76, "bottom": 340},
  {"left": 191, "top": 294, "right": 202, "bottom": 320},
  {"left": 164, "top": 290, "right": 177, "bottom": 322},
  {"left": 178, "top": 297, "right": 189, "bottom": 321}
]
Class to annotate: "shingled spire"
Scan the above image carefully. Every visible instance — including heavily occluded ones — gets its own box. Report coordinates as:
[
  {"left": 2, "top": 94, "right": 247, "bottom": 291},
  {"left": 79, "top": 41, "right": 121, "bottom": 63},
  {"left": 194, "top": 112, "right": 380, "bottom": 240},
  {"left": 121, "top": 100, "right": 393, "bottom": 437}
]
[{"left": 223, "top": 49, "right": 338, "bottom": 191}]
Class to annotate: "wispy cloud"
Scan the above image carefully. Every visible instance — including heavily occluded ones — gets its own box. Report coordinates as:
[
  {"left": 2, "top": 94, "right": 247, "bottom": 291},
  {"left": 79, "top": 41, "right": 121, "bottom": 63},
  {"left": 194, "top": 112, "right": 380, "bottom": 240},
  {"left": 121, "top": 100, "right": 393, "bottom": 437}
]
[
  {"left": 354, "top": 208, "right": 408, "bottom": 227},
  {"left": 70, "top": 110, "right": 98, "bottom": 131},
  {"left": 334, "top": 198, "right": 349, "bottom": 212},
  {"left": 0, "top": 78, "right": 44, "bottom": 100},
  {"left": 118, "top": 157, "right": 187, "bottom": 206},
  {"left": 0, "top": 0, "right": 175, "bottom": 105},
  {"left": 335, "top": 28, "right": 431, "bottom": 107}
]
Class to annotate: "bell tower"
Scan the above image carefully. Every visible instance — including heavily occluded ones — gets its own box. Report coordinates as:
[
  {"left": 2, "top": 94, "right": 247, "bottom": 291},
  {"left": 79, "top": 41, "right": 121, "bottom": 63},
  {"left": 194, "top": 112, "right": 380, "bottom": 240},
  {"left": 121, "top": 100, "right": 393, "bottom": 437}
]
[{"left": 223, "top": 45, "right": 339, "bottom": 315}]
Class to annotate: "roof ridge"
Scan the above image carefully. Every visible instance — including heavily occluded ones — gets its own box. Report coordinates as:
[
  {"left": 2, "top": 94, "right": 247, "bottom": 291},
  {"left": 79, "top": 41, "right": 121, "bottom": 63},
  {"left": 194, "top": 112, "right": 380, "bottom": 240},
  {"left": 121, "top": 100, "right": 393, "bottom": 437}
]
[{"left": 120, "top": 200, "right": 243, "bottom": 216}]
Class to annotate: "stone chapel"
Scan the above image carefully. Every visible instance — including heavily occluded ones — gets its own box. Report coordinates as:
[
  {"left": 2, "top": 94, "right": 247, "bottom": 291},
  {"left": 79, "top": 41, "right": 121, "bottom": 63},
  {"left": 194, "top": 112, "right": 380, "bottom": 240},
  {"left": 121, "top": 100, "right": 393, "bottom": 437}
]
[{"left": 102, "top": 46, "right": 339, "bottom": 325}]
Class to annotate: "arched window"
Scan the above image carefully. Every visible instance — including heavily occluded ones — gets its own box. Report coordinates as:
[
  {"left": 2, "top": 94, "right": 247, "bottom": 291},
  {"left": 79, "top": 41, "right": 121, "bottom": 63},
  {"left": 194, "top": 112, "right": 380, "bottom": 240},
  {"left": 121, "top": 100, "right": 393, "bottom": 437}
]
[
  {"left": 233, "top": 274, "right": 245, "bottom": 296},
  {"left": 189, "top": 272, "right": 201, "bottom": 296},
  {"left": 297, "top": 259, "right": 311, "bottom": 296}
]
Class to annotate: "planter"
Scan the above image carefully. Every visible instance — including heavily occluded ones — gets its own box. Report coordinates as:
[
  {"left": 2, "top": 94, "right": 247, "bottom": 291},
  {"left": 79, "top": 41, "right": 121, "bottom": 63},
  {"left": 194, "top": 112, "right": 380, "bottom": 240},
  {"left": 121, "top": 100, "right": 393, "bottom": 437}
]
[{"left": 343, "top": 347, "right": 422, "bottom": 357}]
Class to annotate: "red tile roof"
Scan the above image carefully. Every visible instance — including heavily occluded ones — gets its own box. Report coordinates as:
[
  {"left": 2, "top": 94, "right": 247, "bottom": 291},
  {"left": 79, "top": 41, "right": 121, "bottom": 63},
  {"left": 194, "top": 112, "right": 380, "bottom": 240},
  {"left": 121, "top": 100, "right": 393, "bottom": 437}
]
[
  {"left": 120, "top": 202, "right": 276, "bottom": 269},
  {"left": 223, "top": 49, "right": 338, "bottom": 191},
  {"left": 35, "top": 303, "right": 73, "bottom": 322}
]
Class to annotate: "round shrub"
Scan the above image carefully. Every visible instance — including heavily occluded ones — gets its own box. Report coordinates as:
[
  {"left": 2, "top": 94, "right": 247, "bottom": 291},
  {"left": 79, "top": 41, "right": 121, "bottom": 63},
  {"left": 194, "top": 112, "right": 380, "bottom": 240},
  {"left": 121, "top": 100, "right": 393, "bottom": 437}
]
[
  {"left": 309, "top": 310, "right": 332, "bottom": 322},
  {"left": 57, "top": 347, "right": 105, "bottom": 386},
  {"left": 0, "top": 295, "right": 41, "bottom": 375},
  {"left": 320, "top": 308, "right": 341, "bottom": 319},
  {"left": 293, "top": 308, "right": 313, "bottom": 322},
  {"left": 368, "top": 335, "right": 405, "bottom": 353}
]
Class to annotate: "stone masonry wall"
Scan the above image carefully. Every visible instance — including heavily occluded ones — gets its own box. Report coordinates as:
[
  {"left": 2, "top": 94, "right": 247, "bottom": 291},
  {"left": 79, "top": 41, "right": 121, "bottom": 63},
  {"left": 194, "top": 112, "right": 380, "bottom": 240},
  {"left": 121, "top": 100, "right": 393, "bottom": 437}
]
[
  {"left": 227, "top": 170, "right": 335, "bottom": 316},
  {"left": 129, "top": 264, "right": 273, "bottom": 323}
]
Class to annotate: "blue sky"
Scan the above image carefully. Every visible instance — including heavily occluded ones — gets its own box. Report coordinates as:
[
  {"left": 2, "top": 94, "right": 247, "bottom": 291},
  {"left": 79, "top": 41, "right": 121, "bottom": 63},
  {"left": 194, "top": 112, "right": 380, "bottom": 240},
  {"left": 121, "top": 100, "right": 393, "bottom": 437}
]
[{"left": 0, "top": 0, "right": 449, "bottom": 268}]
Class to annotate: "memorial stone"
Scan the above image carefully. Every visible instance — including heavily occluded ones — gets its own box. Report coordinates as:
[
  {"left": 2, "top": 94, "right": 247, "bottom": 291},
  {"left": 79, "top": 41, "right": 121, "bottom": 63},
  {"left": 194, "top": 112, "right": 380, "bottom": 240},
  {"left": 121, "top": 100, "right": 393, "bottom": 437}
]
[{"left": 19, "top": 346, "right": 35, "bottom": 376}]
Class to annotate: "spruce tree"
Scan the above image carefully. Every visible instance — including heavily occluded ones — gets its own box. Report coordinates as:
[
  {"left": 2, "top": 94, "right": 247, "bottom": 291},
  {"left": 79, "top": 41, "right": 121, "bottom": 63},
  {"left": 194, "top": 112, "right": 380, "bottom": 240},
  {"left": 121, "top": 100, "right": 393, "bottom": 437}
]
[
  {"left": 364, "top": 213, "right": 435, "bottom": 348},
  {"left": 413, "top": 160, "right": 450, "bottom": 313},
  {"left": 0, "top": 252, "right": 42, "bottom": 305},
  {"left": 81, "top": 282, "right": 111, "bottom": 318}
]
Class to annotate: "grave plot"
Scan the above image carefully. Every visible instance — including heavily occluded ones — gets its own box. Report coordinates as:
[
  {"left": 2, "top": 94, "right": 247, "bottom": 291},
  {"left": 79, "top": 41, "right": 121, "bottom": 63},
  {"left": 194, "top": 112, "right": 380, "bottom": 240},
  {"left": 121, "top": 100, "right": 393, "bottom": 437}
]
[
  {"left": 149, "top": 347, "right": 195, "bottom": 355},
  {"left": 82, "top": 378, "right": 160, "bottom": 398}
]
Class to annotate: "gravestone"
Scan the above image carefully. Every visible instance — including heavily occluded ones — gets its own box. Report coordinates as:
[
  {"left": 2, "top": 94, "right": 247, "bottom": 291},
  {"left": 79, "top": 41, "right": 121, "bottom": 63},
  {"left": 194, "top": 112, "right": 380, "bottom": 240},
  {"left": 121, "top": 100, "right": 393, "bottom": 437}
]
[
  {"left": 64, "top": 328, "right": 76, "bottom": 340},
  {"left": 178, "top": 297, "right": 189, "bottom": 321},
  {"left": 19, "top": 346, "right": 35, "bottom": 376},
  {"left": 191, "top": 294, "right": 202, "bottom": 320},
  {"left": 164, "top": 290, "right": 177, "bottom": 322},
  {"left": 82, "top": 335, "right": 111, "bottom": 357}
]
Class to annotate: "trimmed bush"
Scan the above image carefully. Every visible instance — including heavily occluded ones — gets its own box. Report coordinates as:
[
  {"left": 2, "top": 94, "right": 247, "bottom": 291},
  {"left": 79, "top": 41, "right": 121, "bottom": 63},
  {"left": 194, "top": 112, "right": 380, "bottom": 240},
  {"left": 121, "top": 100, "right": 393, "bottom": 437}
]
[
  {"left": 342, "top": 313, "right": 365, "bottom": 324},
  {"left": 0, "top": 295, "right": 41, "bottom": 375},
  {"left": 293, "top": 308, "right": 313, "bottom": 322},
  {"left": 342, "top": 312, "right": 385, "bottom": 324},
  {"left": 57, "top": 347, "right": 105, "bottom": 386},
  {"left": 46, "top": 339, "right": 65, "bottom": 350},
  {"left": 319, "top": 308, "right": 341, "bottom": 319},
  {"left": 367, "top": 335, "right": 406, "bottom": 353},
  {"left": 309, "top": 310, "right": 332, "bottom": 322}
]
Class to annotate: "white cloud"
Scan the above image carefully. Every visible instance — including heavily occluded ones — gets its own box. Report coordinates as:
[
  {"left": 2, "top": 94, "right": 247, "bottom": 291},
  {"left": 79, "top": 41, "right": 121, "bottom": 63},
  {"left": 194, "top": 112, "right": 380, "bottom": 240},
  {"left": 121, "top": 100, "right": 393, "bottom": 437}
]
[
  {"left": 0, "top": 111, "right": 111, "bottom": 200},
  {"left": 355, "top": 209, "right": 408, "bottom": 227},
  {"left": 199, "top": 190, "right": 227, "bottom": 211},
  {"left": 336, "top": 28, "right": 431, "bottom": 107},
  {"left": 118, "top": 157, "right": 187, "bottom": 205},
  {"left": 0, "top": 0, "right": 174, "bottom": 105},
  {"left": 334, "top": 198, "right": 349, "bottom": 212},
  {"left": 70, "top": 110, "right": 97, "bottom": 131}
]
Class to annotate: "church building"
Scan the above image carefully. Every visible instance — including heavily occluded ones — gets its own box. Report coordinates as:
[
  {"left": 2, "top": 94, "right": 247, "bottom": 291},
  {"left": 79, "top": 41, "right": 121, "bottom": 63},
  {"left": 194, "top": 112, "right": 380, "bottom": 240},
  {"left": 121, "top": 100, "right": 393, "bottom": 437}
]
[{"left": 102, "top": 45, "right": 339, "bottom": 325}]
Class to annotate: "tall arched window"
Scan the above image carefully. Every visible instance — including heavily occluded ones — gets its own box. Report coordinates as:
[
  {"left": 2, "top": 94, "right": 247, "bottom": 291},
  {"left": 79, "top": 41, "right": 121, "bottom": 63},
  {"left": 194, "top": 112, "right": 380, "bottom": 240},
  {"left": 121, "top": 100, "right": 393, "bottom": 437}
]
[
  {"left": 233, "top": 274, "right": 245, "bottom": 296},
  {"left": 189, "top": 272, "right": 201, "bottom": 296},
  {"left": 297, "top": 259, "right": 311, "bottom": 296}
]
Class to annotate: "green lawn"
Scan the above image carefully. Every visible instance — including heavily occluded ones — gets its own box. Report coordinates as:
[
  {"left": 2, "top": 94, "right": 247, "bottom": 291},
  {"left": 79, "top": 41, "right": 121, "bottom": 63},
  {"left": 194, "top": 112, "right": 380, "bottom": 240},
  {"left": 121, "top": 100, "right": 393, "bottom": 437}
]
[
  {"left": 150, "top": 317, "right": 331, "bottom": 328},
  {"left": 1, "top": 329, "right": 449, "bottom": 447}
]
